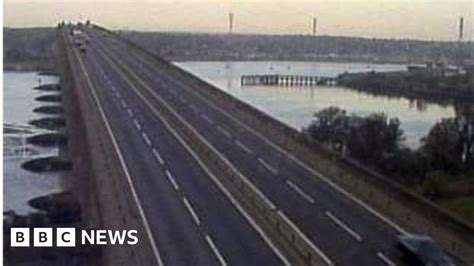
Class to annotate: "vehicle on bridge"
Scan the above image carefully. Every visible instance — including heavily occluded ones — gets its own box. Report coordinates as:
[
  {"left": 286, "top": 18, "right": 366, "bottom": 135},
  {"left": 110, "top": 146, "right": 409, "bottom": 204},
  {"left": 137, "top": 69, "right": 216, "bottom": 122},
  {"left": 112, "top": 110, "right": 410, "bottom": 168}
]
[{"left": 397, "top": 234, "right": 455, "bottom": 266}]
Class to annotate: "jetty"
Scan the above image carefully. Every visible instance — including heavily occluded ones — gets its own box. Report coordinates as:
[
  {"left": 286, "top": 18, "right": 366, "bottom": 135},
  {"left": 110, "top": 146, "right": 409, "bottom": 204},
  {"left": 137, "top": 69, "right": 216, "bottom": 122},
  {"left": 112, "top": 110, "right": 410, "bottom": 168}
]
[{"left": 241, "top": 74, "right": 337, "bottom": 87}]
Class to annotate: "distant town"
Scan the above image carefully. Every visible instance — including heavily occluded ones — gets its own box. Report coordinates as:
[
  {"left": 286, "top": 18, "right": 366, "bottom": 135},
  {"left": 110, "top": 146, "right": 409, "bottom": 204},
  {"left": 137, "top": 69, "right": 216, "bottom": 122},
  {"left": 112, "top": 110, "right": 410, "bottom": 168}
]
[{"left": 4, "top": 26, "right": 474, "bottom": 72}]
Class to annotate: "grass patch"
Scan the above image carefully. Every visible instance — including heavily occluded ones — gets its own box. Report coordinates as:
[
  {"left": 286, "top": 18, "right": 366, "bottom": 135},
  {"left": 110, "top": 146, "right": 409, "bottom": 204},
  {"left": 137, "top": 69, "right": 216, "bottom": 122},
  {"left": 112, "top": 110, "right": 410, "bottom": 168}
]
[{"left": 438, "top": 196, "right": 474, "bottom": 224}]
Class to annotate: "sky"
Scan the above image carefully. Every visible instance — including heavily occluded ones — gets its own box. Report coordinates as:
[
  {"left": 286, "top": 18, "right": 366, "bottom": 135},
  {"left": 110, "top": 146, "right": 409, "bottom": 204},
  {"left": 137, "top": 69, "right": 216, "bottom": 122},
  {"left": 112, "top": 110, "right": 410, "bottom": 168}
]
[{"left": 3, "top": 0, "right": 474, "bottom": 41}]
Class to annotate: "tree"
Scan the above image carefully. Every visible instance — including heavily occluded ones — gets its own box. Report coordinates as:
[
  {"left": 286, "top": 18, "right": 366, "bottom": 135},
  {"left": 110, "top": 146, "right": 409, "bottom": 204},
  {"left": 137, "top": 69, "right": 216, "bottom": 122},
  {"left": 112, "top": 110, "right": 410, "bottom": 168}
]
[
  {"left": 421, "top": 118, "right": 467, "bottom": 173},
  {"left": 346, "top": 113, "right": 404, "bottom": 164},
  {"left": 304, "top": 107, "right": 349, "bottom": 151}
]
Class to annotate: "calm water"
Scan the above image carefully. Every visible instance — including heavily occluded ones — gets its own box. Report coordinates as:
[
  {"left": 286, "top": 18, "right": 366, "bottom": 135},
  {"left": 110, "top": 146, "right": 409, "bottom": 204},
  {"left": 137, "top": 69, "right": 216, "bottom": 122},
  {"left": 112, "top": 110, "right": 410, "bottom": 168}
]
[
  {"left": 3, "top": 71, "right": 62, "bottom": 215},
  {"left": 175, "top": 61, "right": 455, "bottom": 148}
]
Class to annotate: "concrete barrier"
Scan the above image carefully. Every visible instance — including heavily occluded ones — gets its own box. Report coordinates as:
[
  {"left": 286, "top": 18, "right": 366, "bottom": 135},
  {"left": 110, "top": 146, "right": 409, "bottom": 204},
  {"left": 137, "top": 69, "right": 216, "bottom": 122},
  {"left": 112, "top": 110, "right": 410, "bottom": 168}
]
[
  {"left": 103, "top": 29, "right": 474, "bottom": 264},
  {"left": 174, "top": 67, "right": 474, "bottom": 264},
  {"left": 95, "top": 41, "right": 334, "bottom": 265}
]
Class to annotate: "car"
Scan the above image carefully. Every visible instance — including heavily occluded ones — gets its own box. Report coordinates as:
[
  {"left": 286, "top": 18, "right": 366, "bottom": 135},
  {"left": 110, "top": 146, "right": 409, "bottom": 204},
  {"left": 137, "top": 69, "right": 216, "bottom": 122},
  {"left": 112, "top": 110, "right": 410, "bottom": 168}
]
[{"left": 397, "top": 234, "right": 456, "bottom": 266}]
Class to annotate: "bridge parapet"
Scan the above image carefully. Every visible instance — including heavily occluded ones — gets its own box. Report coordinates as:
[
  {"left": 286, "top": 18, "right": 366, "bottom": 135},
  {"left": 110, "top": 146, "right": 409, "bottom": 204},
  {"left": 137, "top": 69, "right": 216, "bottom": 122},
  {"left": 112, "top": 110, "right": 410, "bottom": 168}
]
[{"left": 116, "top": 38, "right": 474, "bottom": 264}]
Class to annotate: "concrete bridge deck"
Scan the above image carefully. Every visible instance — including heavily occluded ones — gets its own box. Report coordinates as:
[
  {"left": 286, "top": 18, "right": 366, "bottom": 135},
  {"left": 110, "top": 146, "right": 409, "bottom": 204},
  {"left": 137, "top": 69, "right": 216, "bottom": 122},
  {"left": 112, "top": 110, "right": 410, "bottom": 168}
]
[{"left": 61, "top": 25, "right": 473, "bottom": 266}]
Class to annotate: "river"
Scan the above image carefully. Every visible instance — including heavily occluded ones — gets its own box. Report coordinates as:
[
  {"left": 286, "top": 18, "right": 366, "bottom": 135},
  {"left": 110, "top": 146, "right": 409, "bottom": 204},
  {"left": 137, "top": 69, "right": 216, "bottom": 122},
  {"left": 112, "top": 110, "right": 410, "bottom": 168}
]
[
  {"left": 3, "top": 71, "right": 62, "bottom": 215},
  {"left": 2, "top": 63, "right": 456, "bottom": 212},
  {"left": 174, "top": 61, "right": 456, "bottom": 148}
]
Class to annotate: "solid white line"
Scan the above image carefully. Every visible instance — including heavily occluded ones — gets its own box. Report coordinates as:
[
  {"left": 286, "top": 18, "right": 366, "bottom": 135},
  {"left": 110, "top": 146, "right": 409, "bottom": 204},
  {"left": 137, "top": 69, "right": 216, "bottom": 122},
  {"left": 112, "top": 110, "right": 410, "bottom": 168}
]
[
  {"left": 71, "top": 44, "right": 164, "bottom": 265},
  {"left": 142, "top": 132, "right": 151, "bottom": 146},
  {"left": 166, "top": 72, "right": 410, "bottom": 236},
  {"left": 133, "top": 119, "right": 141, "bottom": 131},
  {"left": 235, "top": 140, "right": 252, "bottom": 154},
  {"left": 205, "top": 235, "right": 228, "bottom": 266},
  {"left": 325, "top": 211, "right": 362, "bottom": 242},
  {"left": 377, "top": 252, "right": 397, "bottom": 266},
  {"left": 152, "top": 148, "right": 165, "bottom": 165},
  {"left": 95, "top": 44, "right": 290, "bottom": 264},
  {"left": 217, "top": 126, "right": 232, "bottom": 138},
  {"left": 165, "top": 170, "right": 179, "bottom": 191},
  {"left": 286, "top": 180, "right": 315, "bottom": 204},
  {"left": 201, "top": 114, "right": 214, "bottom": 125},
  {"left": 278, "top": 211, "right": 334, "bottom": 266},
  {"left": 258, "top": 158, "right": 278, "bottom": 175},
  {"left": 182, "top": 197, "right": 201, "bottom": 226}
]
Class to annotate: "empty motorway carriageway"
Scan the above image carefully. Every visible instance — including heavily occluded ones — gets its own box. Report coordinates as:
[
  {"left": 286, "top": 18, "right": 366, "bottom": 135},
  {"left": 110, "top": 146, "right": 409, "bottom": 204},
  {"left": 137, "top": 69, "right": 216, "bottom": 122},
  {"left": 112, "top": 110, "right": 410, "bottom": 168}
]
[{"left": 60, "top": 25, "right": 468, "bottom": 266}]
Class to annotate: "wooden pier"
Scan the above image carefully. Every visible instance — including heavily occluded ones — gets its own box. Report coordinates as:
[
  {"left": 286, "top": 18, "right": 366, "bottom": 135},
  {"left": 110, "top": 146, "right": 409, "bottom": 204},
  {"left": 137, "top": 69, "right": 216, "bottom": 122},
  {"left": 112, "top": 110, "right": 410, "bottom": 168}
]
[{"left": 241, "top": 74, "right": 337, "bottom": 87}]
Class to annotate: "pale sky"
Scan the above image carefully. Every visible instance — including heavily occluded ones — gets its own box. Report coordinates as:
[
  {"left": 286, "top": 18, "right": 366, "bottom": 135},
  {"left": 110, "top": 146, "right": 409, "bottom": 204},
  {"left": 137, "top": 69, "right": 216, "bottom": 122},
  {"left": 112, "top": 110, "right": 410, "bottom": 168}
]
[{"left": 3, "top": 0, "right": 474, "bottom": 41}]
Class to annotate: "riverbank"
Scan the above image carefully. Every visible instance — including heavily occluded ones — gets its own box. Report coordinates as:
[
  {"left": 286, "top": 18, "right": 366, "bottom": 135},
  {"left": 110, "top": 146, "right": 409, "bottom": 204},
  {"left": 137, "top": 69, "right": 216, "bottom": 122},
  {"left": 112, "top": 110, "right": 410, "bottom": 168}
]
[
  {"left": 4, "top": 61, "right": 55, "bottom": 72},
  {"left": 122, "top": 30, "right": 474, "bottom": 65},
  {"left": 337, "top": 69, "right": 474, "bottom": 104}
]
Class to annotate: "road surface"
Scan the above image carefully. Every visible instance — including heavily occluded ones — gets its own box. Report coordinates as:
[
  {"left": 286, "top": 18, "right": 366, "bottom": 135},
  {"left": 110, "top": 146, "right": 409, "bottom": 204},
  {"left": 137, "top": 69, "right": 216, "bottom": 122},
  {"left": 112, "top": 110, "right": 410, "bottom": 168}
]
[{"left": 71, "top": 27, "right": 412, "bottom": 266}]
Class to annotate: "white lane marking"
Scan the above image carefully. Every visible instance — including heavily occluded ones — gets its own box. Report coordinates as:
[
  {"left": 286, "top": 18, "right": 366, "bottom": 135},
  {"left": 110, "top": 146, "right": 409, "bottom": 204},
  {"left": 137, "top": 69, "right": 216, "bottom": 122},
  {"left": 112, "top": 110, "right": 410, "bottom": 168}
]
[
  {"left": 182, "top": 197, "right": 201, "bottom": 226},
  {"left": 205, "top": 235, "right": 228, "bottom": 266},
  {"left": 121, "top": 99, "right": 127, "bottom": 108},
  {"left": 235, "top": 140, "right": 252, "bottom": 154},
  {"left": 95, "top": 45, "right": 290, "bottom": 265},
  {"left": 142, "top": 132, "right": 151, "bottom": 146},
  {"left": 165, "top": 170, "right": 179, "bottom": 191},
  {"left": 201, "top": 114, "right": 214, "bottom": 125},
  {"left": 286, "top": 180, "right": 315, "bottom": 204},
  {"left": 325, "top": 211, "right": 362, "bottom": 242},
  {"left": 111, "top": 85, "right": 116, "bottom": 92},
  {"left": 377, "top": 252, "right": 396, "bottom": 266},
  {"left": 133, "top": 119, "right": 141, "bottom": 131},
  {"left": 153, "top": 61, "right": 410, "bottom": 236},
  {"left": 152, "top": 148, "right": 165, "bottom": 165},
  {"left": 217, "top": 126, "right": 232, "bottom": 138},
  {"left": 278, "top": 210, "right": 334, "bottom": 266},
  {"left": 258, "top": 158, "right": 278, "bottom": 175},
  {"left": 180, "top": 97, "right": 187, "bottom": 104},
  {"left": 127, "top": 109, "right": 133, "bottom": 117},
  {"left": 72, "top": 45, "right": 164, "bottom": 265}
]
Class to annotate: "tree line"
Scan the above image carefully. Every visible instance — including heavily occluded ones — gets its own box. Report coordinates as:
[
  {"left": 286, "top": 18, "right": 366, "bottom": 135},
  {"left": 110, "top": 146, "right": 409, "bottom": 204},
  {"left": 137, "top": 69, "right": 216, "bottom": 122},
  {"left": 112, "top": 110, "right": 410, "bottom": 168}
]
[{"left": 304, "top": 107, "right": 473, "bottom": 200}]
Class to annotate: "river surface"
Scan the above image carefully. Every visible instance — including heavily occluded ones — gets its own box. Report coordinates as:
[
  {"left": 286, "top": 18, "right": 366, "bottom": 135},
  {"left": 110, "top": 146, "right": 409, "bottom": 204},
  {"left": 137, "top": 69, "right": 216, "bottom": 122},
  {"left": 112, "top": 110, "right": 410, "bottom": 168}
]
[
  {"left": 174, "top": 61, "right": 456, "bottom": 148},
  {"left": 3, "top": 71, "right": 62, "bottom": 215}
]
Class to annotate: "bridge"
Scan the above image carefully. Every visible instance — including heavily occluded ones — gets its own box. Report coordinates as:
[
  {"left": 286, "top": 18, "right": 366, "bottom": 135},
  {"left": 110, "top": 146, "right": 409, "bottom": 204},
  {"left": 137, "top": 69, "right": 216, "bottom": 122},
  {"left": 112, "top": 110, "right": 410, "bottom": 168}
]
[{"left": 54, "top": 25, "right": 473, "bottom": 266}]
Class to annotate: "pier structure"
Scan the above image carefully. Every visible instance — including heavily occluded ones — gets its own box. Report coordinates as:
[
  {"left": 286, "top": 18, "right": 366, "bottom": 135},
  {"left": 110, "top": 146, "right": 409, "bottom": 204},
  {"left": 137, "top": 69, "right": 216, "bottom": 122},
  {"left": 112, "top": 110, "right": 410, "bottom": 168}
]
[{"left": 241, "top": 74, "right": 337, "bottom": 87}]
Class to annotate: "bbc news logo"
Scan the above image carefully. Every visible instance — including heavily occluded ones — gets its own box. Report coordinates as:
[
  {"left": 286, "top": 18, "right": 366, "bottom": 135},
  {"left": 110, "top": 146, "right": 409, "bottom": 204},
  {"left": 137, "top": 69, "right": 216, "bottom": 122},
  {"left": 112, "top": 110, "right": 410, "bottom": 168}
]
[{"left": 10, "top": 228, "right": 138, "bottom": 247}]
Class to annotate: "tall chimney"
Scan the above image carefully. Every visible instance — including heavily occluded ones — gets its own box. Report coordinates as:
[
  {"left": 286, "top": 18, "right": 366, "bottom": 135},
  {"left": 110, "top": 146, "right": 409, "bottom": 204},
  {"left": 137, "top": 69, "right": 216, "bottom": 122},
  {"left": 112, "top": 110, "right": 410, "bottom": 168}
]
[
  {"left": 459, "top": 16, "right": 464, "bottom": 41},
  {"left": 229, "top": 12, "right": 234, "bottom": 34},
  {"left": 312, "top": 17, "right": 317, "bottom": 36}
]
